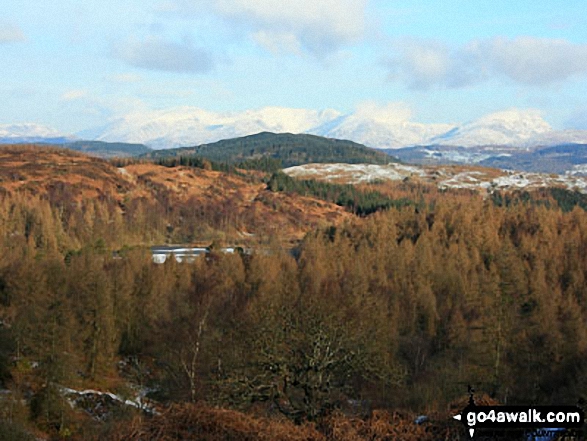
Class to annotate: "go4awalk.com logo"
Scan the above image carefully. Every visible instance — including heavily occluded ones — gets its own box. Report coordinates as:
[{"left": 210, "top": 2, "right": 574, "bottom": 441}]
[{"left": 453, "top": 389, "right": 585, "bottom": 439}]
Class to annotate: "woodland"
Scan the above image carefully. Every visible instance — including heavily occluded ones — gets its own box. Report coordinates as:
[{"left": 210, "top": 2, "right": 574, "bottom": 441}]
[
  {"left": 141, "top": 132, "right": 392, "bottom": 167},
  {"left": 0, "top": 145, "right": 587, "bottom": 439}
]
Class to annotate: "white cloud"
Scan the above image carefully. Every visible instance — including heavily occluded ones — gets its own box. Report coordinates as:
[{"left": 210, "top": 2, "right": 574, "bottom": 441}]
[
  {"left": 114, "top": 36, "right": 214, "bottom": 73},
  {"left": 165, "top": 0, "right": 368, "bottom": 57},
  {"left": 354, "top": 101, "right": 412, "bottom": 124},
  {"left": 477, "top": 37, "right": 587, "bottom": 85},
  {"left": 0, "top": 23, "right": 25, "bottom": 43},
  {"left": 389, "top": 37, "right": 587, "bottom": 89}
]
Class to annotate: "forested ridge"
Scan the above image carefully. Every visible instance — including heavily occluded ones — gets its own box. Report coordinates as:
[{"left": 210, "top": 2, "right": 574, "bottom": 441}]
[
  {"left": 1, "top": 146, "right": 587, "bottom": 439},
  {"left": 142, "top": 132, "right": 393, "bottom": 167}
]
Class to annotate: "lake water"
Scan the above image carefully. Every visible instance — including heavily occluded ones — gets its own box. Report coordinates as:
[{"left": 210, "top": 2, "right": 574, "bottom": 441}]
[{"left": 150, "top": 246, "right": 236, "bottom": 263}]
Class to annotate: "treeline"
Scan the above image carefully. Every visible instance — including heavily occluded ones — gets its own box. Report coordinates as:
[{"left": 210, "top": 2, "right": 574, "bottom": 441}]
[
  {"left": 548, "top": 188, "right": 587, "bottom": 212},
  {"left": 152, "top": 155, "right": 283, "bottom": 174},
  {"left": 491, "top": 188, "right": 587, "bottom": 213},
  {"left": 111, "top": 155, "right": 283, "bottom": 176},
  {"left": 268, "top": 171, "right": 414, "bottom": 215},
  {"left": 2, "top": 190, "right": 587, "bottom": 438}
]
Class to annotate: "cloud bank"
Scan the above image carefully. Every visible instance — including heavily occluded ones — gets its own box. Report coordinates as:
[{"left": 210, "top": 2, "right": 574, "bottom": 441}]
[
  {"left": 114, "top": 36, "right": 214, "bottom": 73},
  {"left": 390, "top": 37, "right": 587, "bottom": 89},
  {"left": 164, "top": 0, "right": 368, "bottom": 57}
]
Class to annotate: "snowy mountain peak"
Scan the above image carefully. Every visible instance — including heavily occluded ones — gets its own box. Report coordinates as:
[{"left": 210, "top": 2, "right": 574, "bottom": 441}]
[
  {"left": 4, "top": 108, "right": 586, "bottom": 154},
  {"left": 311, "top": 114, "right": 454, "bottom": 149},
  {"left": 70, "top": 106, "right": 587, "bottom": 151},
  {"left": 0, "top": 123, "right": 65, "bottom": 139},
  {"left": 96, "top": 106, "right": 342, "bottom": 149},
  {"left": 475, "top": 109, "right": 549, "bottom": 126},
  {"left": 352, "top": 101, "right": 412, "bottom": 125},
  {"left": 0, "top": 123, "right": 76, "bottom": 144},
  {"left": 310, "top": 104, "right": 455, "bottom": 149},
  {"left": 430, "top": 109, "right": 552, "bottom": 147}
]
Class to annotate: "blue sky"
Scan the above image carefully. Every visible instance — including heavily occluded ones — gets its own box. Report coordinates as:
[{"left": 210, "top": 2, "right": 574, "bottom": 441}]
[{"left": 1, "top": 0, "right": 586, "bottom": 133}]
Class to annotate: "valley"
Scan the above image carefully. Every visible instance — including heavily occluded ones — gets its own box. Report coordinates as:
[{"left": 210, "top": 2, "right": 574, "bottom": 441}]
[
  {"left": 4, "top": 1, "right": 587, "bottom": 437},
  {"left": 1, "top": 136, "right": 587, "bottom": 440}
]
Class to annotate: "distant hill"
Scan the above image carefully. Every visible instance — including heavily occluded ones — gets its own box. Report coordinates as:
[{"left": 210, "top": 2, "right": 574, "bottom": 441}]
[
  {"left": 142, "top": 132, "right": 393, "bottom": 167},
  {"left": 64, "top": 140, "right": 151, "bottom": 158},
  {"left": 388, "top": 143, "right": 587, "bottom": 175},
  {"left": 0, "top": 144, "right": 350, "bottom": 244},
  {"left": 479, "top": 143, "right": 587, "bottom": 174}
]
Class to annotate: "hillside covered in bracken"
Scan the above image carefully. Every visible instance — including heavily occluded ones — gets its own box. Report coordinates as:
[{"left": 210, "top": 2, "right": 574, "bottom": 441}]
[
  {"left": 0, "top": 145, "right": 350, "bottom": 246},
  {"left": 1, "top": 145, "right": 587, "bottom": 440}
]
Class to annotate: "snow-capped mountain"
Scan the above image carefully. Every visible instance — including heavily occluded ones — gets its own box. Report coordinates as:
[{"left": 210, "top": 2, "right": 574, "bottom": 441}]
[
  {"left": 311, "top": 114, "right": 454, "bottom": 149},
  {"left": 321, "top": 108, "right": 587, "bottom": 150},
  {"left": 92, "top": 105, "right": 457, "bottom": 149},
  {"left": 0, "top": 123, "right": 76, "bottom": 144},
  {"left": 95, "top": 106, "right": 342, "bottom": 149},
  {"left": 85, "top": 106, "right": 587, "bottom": 151},
  {"left": 6, "top": 107, "right": 587, "bottom": 161},
  {"left": 429, "top": 109, "right": 552, "bottom": 148}
]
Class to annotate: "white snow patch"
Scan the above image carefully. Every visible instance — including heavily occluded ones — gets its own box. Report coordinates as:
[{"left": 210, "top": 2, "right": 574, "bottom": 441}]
[
  {"left": 567, "top": 164, "right": 587, "bottom": 176},
  {"left": 117, "top": 167, "right": 131, "bottom": 177},
  {"left": 284, "top": 163, "right": 426, "bottom": 184},
  {"left": 285, "top": 163, "right": 587, "bottom": 194},
  {"left": 60, "top": 386, "right": 157, "bottom": 415}
]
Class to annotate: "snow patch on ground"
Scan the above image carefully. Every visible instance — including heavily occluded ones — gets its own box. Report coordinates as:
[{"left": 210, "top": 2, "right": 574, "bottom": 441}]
[
  {"left": 567, "top": 164, "right": 587, "bottom": 176},
  {"left": 60, "top": 386, "right": 157, "bottom": 420},
  {"left": 285, "top": 163, "right": 426, "bottom": 184},
  {"left": 117, "top": 167, "right": 131, "bottom": 177},
  {"left": 284, "top": 163, "right": 587, "bottom": 194}
]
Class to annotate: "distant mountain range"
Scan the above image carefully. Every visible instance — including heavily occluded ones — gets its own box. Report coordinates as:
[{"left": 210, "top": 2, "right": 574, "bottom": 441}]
[
  {"left": 388, "top": 143, "right": 587, "bottom": 175},
  {"left": 2, "top": 108, "right": 587, "bottom": 173},
  {"left": 4, "top": 109, "right": 587, "bottom": 151},
  {"left": 92, "top": 107, "right": 342, "bottom": 150},
  {"left": 0, "top": 123, "right": 76, "bottom": 145},
  {"left": 0, "top": 124, "right": 152, "bottom": 158},
  {"left": 85, "top": 107, "right": 587, "bottom": 150}
]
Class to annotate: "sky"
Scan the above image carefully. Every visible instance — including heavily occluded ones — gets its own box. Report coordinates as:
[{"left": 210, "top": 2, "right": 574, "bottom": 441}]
[{"left": 1, "top": 0, "right": 586, "bottom": 134}]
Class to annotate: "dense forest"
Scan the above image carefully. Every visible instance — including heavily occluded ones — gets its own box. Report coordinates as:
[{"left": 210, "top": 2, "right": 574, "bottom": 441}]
[
  {"left": 1, "top": 146, "right": 587, "bottom": 439},
  {"left": 142, "top": 132, "right": 393, "bottom": 167},
  {"left": 148, "top": 154, "right": 284, "bottom": 174}
]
